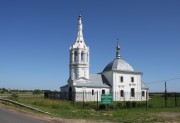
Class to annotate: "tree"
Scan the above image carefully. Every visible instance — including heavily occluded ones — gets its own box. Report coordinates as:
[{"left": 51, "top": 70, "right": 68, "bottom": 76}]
[{"left": 33, "top": 89, "right": 42, "bottom": 95}]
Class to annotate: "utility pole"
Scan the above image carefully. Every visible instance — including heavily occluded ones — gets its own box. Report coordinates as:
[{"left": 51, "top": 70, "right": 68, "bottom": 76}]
[{"left": 165, "top": 81, "right": 167, "bottom": 107}]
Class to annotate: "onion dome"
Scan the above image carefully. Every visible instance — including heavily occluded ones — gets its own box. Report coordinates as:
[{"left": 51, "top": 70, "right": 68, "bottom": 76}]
[{"left": 103, "top": 42, "right": 134, "bottom": 72}]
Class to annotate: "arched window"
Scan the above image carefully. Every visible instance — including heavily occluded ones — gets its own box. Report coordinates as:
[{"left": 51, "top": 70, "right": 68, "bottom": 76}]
[
  {"left": 131, "top": 77, "right": 134, "bottom": 82},
  {"left": 92, "top": 90, "right": 94, "bottom": 95},
  {"left": 120, "top": 90, "right": 124, "bottom": 97},
  {"left": 142, "top": 91, "right": 145, "bottom": 97},
  {"left": 131, "top": 88, "right": 135, "bottom": 97},
  {"left": 102, "top": 90, "right": 105, "bottom": 94},
  {"left": 120, "top": 76, "right": 123, "bottom": 82}
]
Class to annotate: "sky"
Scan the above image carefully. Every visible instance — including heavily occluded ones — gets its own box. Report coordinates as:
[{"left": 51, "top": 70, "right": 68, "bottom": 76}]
[{"left": 0, "top": 0, "right": 180, "bottom": 92}]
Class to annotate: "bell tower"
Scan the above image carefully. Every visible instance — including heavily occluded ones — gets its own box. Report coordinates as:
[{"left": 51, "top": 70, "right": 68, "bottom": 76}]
[{"left": 69, "top": 15, "right": 89, "bottom": 80}]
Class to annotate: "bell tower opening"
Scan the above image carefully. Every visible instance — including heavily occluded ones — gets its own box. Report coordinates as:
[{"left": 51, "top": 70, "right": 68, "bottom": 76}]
[{"left": 74, "top": 51, "right": 78, "bottom": 62}]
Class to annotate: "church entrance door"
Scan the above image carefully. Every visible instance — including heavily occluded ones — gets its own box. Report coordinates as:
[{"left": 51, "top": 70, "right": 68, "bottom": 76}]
[{"left": 69, "top": 87, "right": 72, "bottom": 101}]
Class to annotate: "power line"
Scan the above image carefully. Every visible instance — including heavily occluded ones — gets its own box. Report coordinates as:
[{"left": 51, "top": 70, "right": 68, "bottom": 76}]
[{"left": 145, "top": 77, "right": 180, "bottom": 84}]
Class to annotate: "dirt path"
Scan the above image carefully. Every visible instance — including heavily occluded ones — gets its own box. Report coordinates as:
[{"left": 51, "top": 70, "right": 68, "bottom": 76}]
[{"left": 158, "top": 113, "right": 180, "bottom": 123}]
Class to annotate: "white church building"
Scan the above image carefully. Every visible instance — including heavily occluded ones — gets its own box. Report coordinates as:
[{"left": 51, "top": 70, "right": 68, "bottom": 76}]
[{"left": 60, "top": 16, "right": 148, "bottom": 101}]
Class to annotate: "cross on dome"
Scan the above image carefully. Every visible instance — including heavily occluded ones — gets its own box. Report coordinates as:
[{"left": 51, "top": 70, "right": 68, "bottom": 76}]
[{"left": 116, "top": 39, "right": 121, "bottom": 58}]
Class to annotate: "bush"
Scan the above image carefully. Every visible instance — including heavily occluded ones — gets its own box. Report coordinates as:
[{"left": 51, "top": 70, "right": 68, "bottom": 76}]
[
  {"left": 84, "top": 102, "right": 91, "bottom": 107},
  {"left": 83, "top": 102, "right": 97, "bottom": 109},
  {"left": 148, "top": 104, "right": 152, "bottom": 108},
  {"left": 132, "top": 102, "right": 136, "bottom": 108},
  {"left": 33, "top": 89, "right": 42, "bottom": 95},
  {"left": 141, "top": 102, "right": 147, "bottom": 108},
  {"left": 99, "top": 104, "right": 106, "bottom": 109},
  {"left": 10, "top": 93, "right": 19, "bottom": 101},
  {"left": 108, "top": 104, "right": 115, "bottom": 109},
  {"left": 126, "top": 101, "right": 131, "bottom": 108},
  {"left": 116, "top": 102, "right": 123, "bottom": 109}
]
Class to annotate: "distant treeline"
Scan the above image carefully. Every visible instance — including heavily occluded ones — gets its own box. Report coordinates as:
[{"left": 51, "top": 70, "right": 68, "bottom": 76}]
[{"left": 0, "top": 88, "right": 51, "bottom": 93}]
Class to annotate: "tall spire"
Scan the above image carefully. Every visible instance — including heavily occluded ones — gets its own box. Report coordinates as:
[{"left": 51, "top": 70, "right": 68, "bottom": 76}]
[
  {"left": 116, "top": 39, "right": 121, "bottom": 58},
  {"left": 69, "top": 15, "right": 89, "bottom": 80},
  {"left": 76, "top": 15, "right": 84, "bottom": 43}
]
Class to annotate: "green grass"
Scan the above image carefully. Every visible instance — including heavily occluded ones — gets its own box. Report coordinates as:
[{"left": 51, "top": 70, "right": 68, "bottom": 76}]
[
  {"left": 1, "top": 93, "right": 180, "bottom": 122},
  {"left": 4, "top": 97, "right": 177, "bottom": 123}
]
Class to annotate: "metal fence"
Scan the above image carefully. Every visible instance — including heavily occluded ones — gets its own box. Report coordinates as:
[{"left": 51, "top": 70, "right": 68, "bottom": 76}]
[
  {"left": 44, "top": 91, "right": 180, "bottom": 109},
  {"left": 149, "top": 92, "right": 180, "bottom": 108}
]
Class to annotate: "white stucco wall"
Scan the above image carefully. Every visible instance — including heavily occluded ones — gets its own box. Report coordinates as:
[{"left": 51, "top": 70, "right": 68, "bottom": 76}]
[
  {"left": 75, "top": 87, "right": 110, "bottom": 101},
  {"left": 106, "top": 71, "right": 144, "bottom": 101},
  {"left": 69, "top": 71, "right": 147, "bottom": 102}
]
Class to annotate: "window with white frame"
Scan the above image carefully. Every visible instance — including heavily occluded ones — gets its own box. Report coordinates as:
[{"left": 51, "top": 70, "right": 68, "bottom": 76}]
[
  {"left": 102, "top": 90, "right": 105, "bottom": 94},
  {"left": 120, "top": 90, "right": 124, "bottom": 97},
  {"left": 131, "top": 88, "right": 135, "bottom": 97},
  {"left": 131, "top": 77, "right": 134, "bottom": 82},
  {"left": 92, "top": 90, "right": 94, "bottom": 95},
  {"left": 142, "top": 91, "right": 145, "bottom": 97},
  {"left": 120, "top": 76, "right": 123, "bottom": 83}
]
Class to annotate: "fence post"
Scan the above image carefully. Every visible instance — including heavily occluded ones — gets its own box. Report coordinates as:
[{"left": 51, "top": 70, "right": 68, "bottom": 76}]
[
  {"left": 175, "top": 92, "right": 177, "bottom": 107},
  {"left": 124, "top": 92, "right": 125, "bottom": 108},
  {"left": 146, "top": 91, "right": 148, "bottom": 108},
  {"left": 83, "top": 91, "right": 84, "bottom": 108},
  {"left": 97, "top": 91, "right": 99, "bottom": 109}
]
